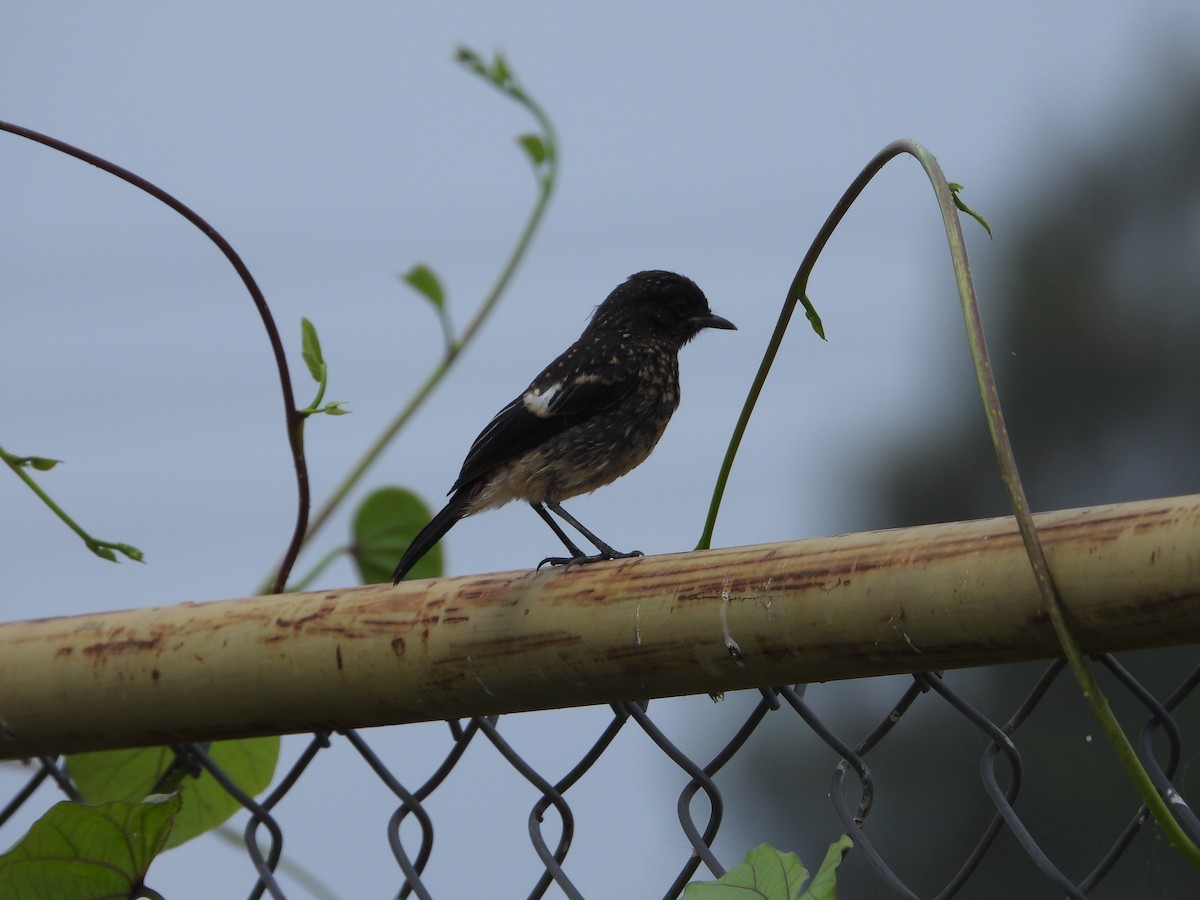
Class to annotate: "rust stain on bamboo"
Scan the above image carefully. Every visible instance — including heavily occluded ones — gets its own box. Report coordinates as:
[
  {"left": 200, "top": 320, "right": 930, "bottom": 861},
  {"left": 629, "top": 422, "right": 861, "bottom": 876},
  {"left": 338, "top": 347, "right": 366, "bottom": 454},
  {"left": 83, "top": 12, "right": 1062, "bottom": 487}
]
[
  {"left": 81, "top": 636, "right": 162, "bottom": 659},
  {"left": 275, "top": 608, "right": 333, "bottom": 629},
  {"left": 438, "top": 631, "right": 582, "bottom": 663}
]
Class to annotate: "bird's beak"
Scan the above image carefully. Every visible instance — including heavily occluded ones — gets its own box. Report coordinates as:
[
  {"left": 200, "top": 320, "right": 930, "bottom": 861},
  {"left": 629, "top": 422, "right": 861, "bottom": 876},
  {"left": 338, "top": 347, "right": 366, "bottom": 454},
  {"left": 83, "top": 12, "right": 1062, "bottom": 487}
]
[{"left": 695, "top": 312, "right": 736, "bottom": 331}]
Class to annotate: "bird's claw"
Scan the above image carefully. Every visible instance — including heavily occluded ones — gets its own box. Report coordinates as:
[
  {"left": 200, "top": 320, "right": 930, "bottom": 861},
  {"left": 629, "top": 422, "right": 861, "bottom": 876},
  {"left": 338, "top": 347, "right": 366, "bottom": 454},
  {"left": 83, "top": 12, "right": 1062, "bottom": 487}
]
[{"left": 536, "top": 549, "right": 644, "bottom": 571}]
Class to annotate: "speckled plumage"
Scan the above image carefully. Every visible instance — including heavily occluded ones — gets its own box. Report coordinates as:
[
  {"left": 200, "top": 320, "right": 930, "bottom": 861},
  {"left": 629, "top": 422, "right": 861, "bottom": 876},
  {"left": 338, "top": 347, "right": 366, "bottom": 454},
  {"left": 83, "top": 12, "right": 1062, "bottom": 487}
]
[{"left": 392, "top": 270, "right": 735, "bottom": 582}]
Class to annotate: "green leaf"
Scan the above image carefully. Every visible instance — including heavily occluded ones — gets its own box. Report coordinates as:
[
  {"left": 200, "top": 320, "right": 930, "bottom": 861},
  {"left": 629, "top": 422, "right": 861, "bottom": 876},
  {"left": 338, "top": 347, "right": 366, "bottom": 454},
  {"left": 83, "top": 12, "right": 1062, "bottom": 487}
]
[
  {"left": 112, "top": 542, "right": 145, "bottom": 563},
  {"left": 517, "top": 133, "right": 547, "bottom": 166},
  {"left": 319, "top": 401, "right": 350, "bottom": 416},
  {"left": 163, "top": 737, "right": 277, "bottom": 848},
  {"left": 800, "top": 836, "right": 853, "bottom": 900},
  {"left": 401, "top": 264, "right": 446, "bottom": 311},
  {"left": 68, "top": 736, "right": 279, "bottom": 849},
  {"left": 2, "top": 454, "right": 62, "bottom": 471},
  {"left": 92, "top": 545, "right": 117, "bottom": 563},
  {"left": 352, "top": 486, "right": 443, "bottom": 584},
  {"left": 300, "top": 317, "right": 325, "bottom": 382},
  {"left": 800, "top": 293, "right": 826, "bottom": 341},
  {"left": 684, "top": 844, "right": 808, "bottom": 899},
  {"left": 0, "top": 795, "right": 180, "bottom": 899},
  {"left": 684, "top": 840, "right": 851, "bottom": 900},
  {"left": 454, "top": 46, "right": 486, "bottom": 77},
  {"left": 68, "top": 746, "right": 169, "bottom": 803},
  {"left": 456, "top": 46, "right": 527, "bottom": 97},
  {"left": 490, "top": 54, "right": 511, "bottom": 86},
  {"left": 948, "top": 182, "right": 993, "bottom": 237}
]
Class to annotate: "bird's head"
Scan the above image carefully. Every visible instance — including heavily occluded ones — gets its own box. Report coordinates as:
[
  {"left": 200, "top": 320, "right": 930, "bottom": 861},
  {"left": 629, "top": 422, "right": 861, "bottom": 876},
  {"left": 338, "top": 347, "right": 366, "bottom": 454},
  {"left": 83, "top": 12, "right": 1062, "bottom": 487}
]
[{"left": 588, "top": 270, "right": 736, "bottom": 346}]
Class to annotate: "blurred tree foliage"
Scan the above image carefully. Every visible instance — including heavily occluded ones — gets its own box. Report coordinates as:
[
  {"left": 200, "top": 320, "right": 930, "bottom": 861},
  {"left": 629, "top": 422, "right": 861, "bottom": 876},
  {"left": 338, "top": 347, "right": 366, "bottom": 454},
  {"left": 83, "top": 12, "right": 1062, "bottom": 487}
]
[
  {"left": 878, "top": 68, "right": 1200, "bottom": 526},
  {"left": 725, "top": 61, "right": 1200, "bottom": 899}
]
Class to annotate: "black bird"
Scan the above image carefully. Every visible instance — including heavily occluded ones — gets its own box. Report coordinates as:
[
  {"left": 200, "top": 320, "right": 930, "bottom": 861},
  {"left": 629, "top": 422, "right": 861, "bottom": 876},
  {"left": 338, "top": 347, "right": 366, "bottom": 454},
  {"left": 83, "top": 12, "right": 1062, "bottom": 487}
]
[{"left": 392, "top": 270, "right": 735, "bottom": 583}]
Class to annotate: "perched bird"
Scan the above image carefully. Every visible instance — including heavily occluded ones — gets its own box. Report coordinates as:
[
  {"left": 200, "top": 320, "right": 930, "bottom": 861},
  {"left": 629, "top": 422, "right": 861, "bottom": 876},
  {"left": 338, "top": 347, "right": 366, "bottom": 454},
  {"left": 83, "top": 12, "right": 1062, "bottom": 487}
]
[{"left": 392, "top": 270, "right": 735, "bottom": 583}]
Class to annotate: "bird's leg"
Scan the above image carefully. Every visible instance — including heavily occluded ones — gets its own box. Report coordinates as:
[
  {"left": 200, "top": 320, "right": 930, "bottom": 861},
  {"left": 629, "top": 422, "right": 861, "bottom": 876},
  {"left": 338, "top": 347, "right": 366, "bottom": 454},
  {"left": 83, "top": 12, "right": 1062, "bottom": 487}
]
[
  {"left": 531, "top": 502, "right": 586, "bottom": 566},
  {"left": 535, "top": 500, "right": 644, "bottom": 569},
  {"left": 547, "top": 500, "right": 644, "bottom": 560}
]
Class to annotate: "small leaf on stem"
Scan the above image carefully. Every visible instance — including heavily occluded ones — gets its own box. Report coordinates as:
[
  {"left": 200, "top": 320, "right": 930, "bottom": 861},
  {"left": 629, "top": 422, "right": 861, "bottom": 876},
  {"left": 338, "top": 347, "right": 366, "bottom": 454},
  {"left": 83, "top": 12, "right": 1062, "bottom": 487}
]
[
  {"left": 114, "top": 542, "right": 145, "bottom": 562},
  {"left": 801, "top": 293, "right": 826, "bottom": 341},
  {"left": 490, "top": 54, "right": 511, "bottom": 86},
  {"left": 948, "top": 182, "right": 993, "bottom": 237},
  {"left": 402, "top": 264, "right": 446, "bottom": 311},
  {"left": 300, "top": 317, "right": 326, "bottom": 382},
  {"left": 455, "top": 46, "right": 485, "bottom": 76},
  {"left": 518, "top": 133, "right": 547, "bottom": 166}
]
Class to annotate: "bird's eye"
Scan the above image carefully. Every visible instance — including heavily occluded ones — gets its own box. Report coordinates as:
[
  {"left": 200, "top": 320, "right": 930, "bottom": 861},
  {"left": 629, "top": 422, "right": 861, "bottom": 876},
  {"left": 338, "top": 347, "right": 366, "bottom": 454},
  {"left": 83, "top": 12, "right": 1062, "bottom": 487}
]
[{"left": 667, "top": 293, "right": 693, "bottom": 319}]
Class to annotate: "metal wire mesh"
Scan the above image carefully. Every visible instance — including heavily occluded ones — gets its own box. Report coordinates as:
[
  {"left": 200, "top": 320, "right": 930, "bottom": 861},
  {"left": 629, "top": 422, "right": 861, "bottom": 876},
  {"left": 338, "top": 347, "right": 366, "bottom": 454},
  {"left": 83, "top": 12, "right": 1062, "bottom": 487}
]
[{"left": 2, "top": 649, "right": 1196, "bottom": 898}]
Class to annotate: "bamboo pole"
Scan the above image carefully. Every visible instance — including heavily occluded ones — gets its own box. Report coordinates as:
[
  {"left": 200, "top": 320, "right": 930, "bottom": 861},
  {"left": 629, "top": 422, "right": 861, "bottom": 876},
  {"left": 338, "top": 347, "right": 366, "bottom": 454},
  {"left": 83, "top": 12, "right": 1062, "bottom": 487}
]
[{"left": 1, "top": 494, "right": 1197, "bottom": 759}]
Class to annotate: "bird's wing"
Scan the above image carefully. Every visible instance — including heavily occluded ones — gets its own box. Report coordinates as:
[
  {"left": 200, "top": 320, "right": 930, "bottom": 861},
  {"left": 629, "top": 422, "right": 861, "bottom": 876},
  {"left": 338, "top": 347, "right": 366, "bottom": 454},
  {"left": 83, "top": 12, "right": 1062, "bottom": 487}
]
[{"left": 450, "top": 350, "right": 635, "bottom": 492}]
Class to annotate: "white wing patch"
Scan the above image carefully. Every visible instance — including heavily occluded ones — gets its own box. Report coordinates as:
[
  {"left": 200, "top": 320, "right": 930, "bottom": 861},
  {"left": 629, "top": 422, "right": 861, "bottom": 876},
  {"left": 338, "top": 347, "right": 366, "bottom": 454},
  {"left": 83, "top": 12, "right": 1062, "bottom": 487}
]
[{"left": 523, "top": 382, "right": 561, "bottom": 417}]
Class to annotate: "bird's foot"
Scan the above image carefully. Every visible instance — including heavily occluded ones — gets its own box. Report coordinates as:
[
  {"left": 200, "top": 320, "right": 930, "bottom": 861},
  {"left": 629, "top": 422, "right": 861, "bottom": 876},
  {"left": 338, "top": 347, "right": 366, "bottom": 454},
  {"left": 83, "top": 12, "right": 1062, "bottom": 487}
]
[{"left": 536, "top": 549, "right": 644, "bottom": 571}]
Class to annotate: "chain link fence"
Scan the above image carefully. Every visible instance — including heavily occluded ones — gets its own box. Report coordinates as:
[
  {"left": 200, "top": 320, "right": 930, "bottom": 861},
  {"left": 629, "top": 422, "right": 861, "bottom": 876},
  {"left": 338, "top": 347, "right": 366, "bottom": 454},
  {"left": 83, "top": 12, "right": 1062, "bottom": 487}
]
[{"left": 3, "top": 646, "right": 1196, "bottom": 898}]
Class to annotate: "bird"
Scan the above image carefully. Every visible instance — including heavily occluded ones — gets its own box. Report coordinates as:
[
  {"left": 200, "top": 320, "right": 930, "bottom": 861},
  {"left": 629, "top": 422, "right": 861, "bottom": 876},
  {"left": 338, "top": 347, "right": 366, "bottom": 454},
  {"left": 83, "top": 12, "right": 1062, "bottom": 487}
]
[{"left": 392, "top": 270, "right": 736, "bottom": 583}]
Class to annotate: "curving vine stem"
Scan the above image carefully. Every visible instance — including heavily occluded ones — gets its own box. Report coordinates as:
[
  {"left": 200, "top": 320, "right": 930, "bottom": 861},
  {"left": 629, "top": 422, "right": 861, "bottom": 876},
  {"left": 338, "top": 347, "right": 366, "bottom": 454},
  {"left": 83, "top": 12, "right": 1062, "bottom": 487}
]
[{"left": 0, "top": 119, "right": 309, "bottom": 595}]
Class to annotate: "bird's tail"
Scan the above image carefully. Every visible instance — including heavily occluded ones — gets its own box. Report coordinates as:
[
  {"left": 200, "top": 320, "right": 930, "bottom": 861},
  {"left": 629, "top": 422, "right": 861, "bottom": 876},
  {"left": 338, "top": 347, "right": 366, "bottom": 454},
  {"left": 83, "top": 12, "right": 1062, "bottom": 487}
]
[{"left": 391, "top": 490, "right": 472, "bottom": 584}]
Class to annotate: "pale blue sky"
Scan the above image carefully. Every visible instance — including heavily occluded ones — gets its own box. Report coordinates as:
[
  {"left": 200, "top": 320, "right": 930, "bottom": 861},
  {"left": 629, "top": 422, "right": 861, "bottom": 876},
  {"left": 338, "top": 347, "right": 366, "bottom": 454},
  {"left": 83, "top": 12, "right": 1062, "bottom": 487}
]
[{"left": 3, "top": 4, "right": 1198, "bottom": 896}]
